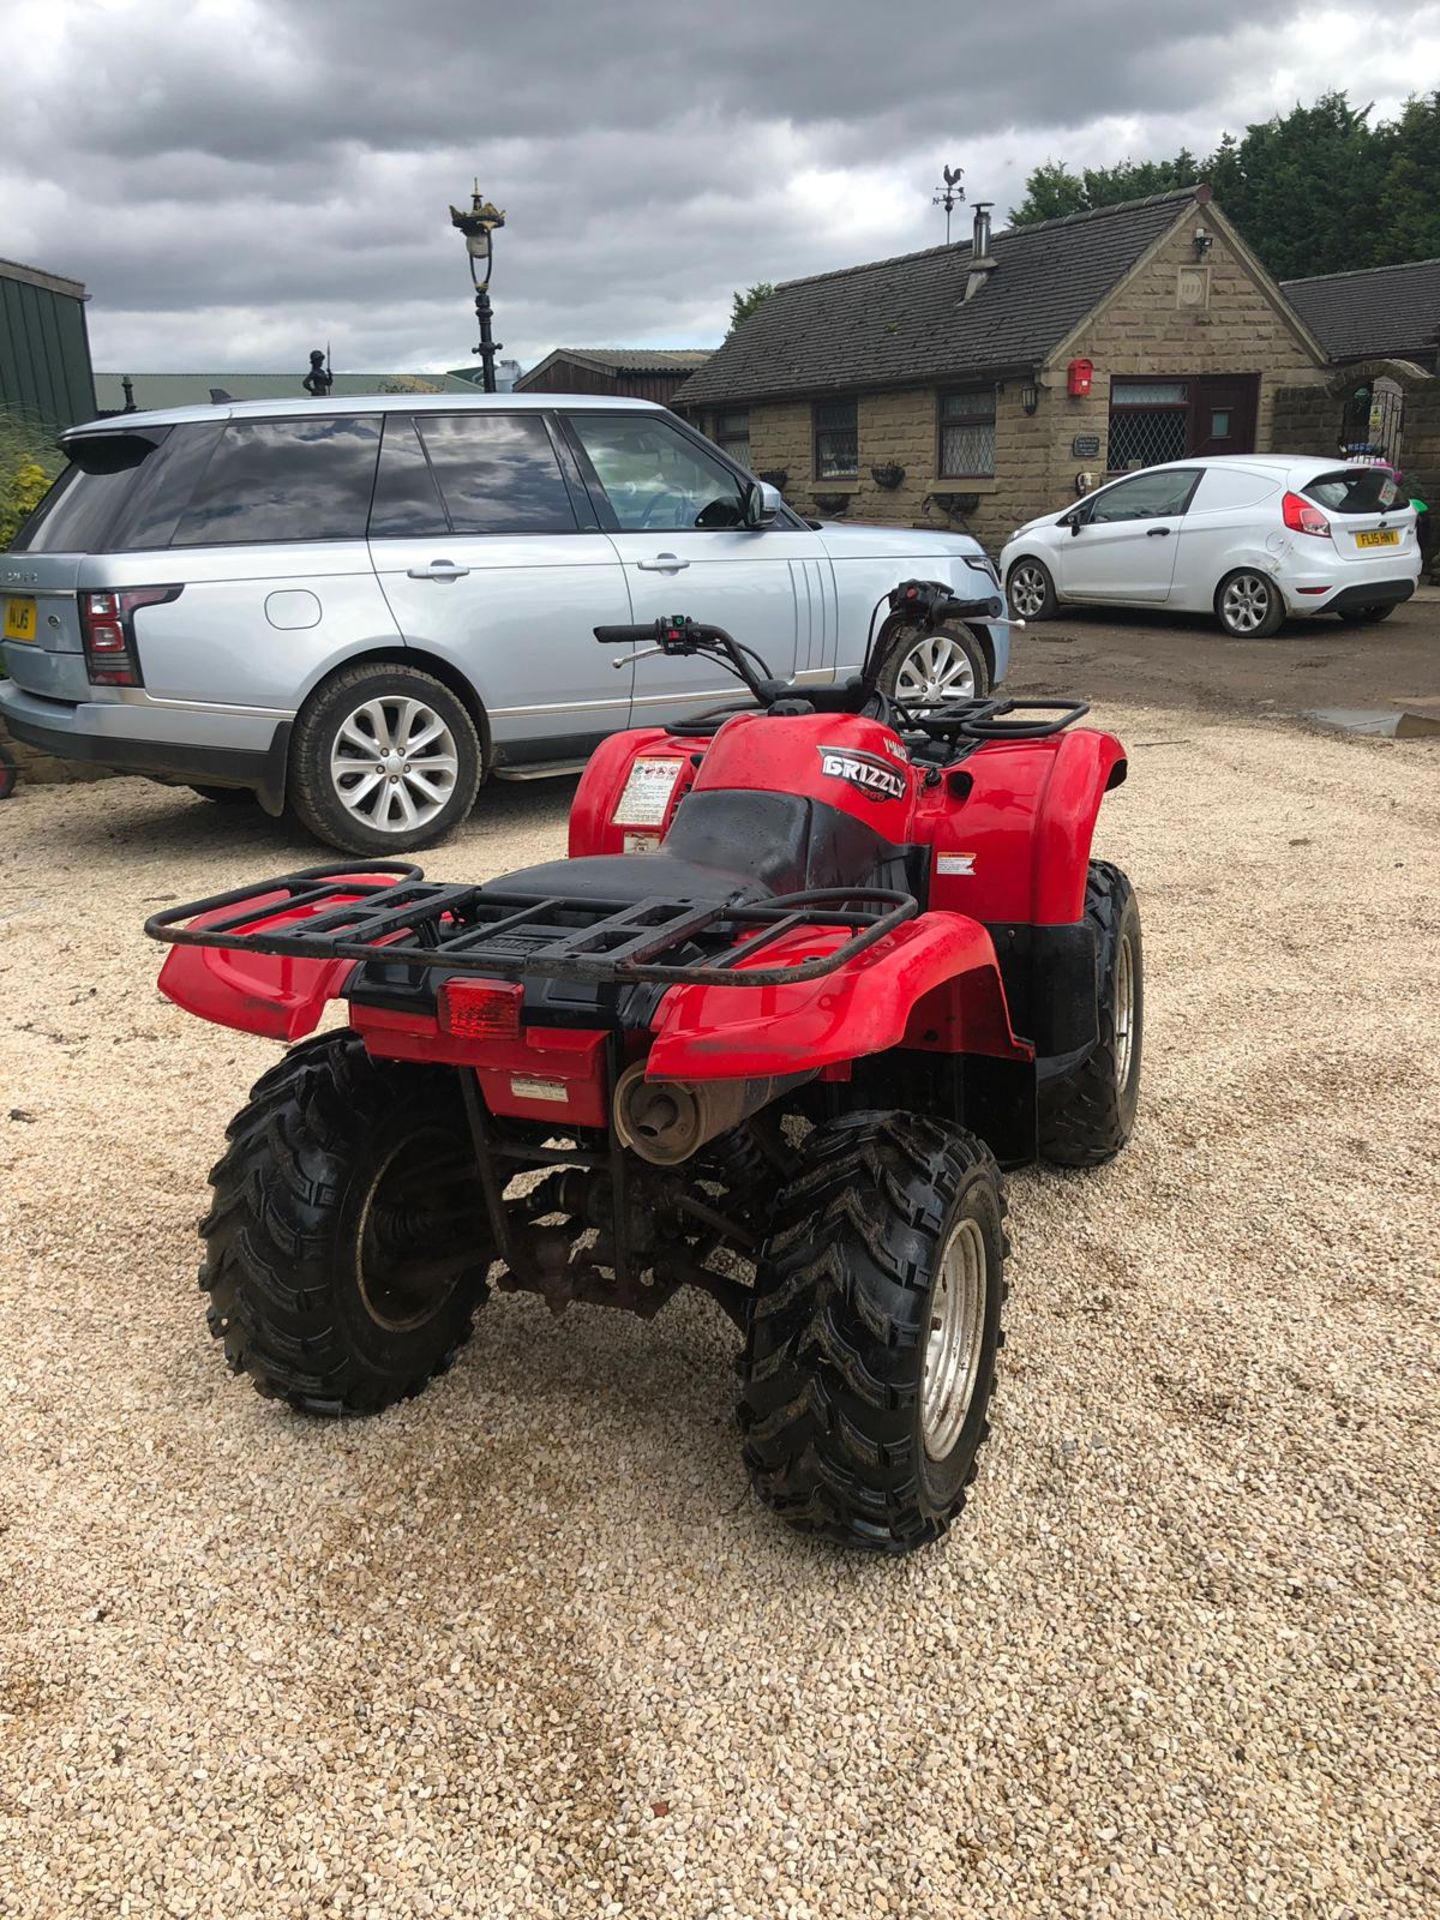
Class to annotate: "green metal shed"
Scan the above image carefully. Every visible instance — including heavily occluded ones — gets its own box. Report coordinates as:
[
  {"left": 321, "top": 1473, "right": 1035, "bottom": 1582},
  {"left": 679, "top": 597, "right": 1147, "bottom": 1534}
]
[{"left": 0, "top": 256, "right": 95, "bottom": 435}]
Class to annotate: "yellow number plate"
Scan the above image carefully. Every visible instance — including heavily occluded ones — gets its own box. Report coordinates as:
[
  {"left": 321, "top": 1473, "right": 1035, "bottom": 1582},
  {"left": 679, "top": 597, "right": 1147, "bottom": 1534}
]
[
  {"left": 1355, "top": 529, "right": 1400, "bottom": 548},
  {"left": 3, "top": 595, "right": 37, "bottom": 641}
]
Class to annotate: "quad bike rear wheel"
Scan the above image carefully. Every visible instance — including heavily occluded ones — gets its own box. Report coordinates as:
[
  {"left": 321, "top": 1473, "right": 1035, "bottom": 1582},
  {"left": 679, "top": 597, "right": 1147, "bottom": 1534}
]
[
  {"left": 1334, "top": 602, "right": 1397, "bottom": 625},
  {"left": 1039, "top": 860, "right": 1142, "bottom": 1167},
  {"left": 201, "top": 1032, "right": 490, "bottom": 1413},
  {"left": 739, "top": 1112, "right": 1006, "bottom": 1553}
]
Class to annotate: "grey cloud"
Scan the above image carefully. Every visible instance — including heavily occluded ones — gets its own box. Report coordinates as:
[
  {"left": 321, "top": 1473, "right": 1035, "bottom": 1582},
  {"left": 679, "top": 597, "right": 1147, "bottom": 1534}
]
[{"left": 7, "top": 0, "right": 1437, "bottom": 375}]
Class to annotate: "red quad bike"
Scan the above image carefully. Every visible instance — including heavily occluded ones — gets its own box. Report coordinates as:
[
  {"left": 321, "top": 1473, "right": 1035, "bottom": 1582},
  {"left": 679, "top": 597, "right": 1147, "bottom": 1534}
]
[{"left": 146, "top": 581, "right": 1142, "bottom": 1555}]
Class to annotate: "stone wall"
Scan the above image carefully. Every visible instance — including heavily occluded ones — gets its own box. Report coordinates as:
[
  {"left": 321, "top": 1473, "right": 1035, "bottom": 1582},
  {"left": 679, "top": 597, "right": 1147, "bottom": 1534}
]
[
  {"left": 1272, "top": 358, "right": 1440, "bottom": 575},
  {"left": 725, "top": 210, "right": 1329, "bottom": 553}
]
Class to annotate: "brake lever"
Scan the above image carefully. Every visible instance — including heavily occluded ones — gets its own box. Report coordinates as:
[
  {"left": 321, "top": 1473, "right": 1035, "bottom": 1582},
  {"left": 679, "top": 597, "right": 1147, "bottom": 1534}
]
[{"left": 613, "top": 645, "right": 669, "bottom": 669}]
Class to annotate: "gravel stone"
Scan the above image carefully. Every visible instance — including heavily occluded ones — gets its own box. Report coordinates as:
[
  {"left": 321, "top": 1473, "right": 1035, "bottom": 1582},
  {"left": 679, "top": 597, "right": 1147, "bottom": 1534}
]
[{"left": 0, "top": 715, "right": 1436, "bottom": 1919}]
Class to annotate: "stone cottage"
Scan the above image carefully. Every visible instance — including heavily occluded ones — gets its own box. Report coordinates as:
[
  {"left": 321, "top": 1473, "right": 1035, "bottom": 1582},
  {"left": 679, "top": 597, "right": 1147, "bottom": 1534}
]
[{"left": 676, "top": 187, "right": 1330, "bottom": 550}]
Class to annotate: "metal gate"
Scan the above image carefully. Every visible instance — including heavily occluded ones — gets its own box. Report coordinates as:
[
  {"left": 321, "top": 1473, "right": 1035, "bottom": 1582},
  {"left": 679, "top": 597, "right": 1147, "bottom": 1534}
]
[{"left": 1340, "top": 378, "right": 1404, "bottom": 465}]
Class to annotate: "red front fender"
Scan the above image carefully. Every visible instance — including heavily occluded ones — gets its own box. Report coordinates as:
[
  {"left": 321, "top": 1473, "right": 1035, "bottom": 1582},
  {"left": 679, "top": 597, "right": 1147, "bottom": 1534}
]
[{"left": 646, "top": 913, "right": 1032, "bottom": 1080}]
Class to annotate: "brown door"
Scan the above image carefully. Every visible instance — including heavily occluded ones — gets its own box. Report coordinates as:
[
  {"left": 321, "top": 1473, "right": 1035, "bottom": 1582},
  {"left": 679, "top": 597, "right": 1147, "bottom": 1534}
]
[{"left": 1190, "top": 376, "right": 1258, "bottom": 456}]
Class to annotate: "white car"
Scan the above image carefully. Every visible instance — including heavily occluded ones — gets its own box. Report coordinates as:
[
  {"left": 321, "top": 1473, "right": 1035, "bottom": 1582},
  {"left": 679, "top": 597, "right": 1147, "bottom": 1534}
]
[{"left": 1001, "top": 455, "right": 1422, "bottom": 638}]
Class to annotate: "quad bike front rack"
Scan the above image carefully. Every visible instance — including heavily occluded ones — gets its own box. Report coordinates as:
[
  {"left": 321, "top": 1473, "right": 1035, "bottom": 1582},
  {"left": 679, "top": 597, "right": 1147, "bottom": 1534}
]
[{"left": 145, "top": 863, "right": 919, "bottom": 990}]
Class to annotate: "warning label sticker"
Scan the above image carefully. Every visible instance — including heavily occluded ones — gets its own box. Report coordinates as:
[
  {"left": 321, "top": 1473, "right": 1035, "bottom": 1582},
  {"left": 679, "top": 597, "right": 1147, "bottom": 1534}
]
[{"left": 613, "top": 757, "right": 684, "bottom": 827}]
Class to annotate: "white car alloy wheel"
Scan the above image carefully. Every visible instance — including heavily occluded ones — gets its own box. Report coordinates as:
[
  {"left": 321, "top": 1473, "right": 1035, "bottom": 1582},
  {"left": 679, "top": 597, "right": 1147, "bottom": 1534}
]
[
  {"left": 329, "top": 695, "right": 460, "bottom": 832},
  {"left": 1008, "top": 562, "right": 1050, "bottom": 619},
  {"left": 1220, "top": 573, "right": 1275, "bottom": 635},
  {"left": 893, "top": 630, "right": 978, "bottom": 708},
  {"left": 922, "top": 1216, "right": 990, "bottom": 1461}
]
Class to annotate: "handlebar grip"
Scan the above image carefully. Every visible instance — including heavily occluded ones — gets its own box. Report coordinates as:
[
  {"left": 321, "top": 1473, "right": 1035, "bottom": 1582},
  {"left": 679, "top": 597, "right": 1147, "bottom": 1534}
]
[{"left": 593, "top": 623, "right": 658, "bottom": 645}]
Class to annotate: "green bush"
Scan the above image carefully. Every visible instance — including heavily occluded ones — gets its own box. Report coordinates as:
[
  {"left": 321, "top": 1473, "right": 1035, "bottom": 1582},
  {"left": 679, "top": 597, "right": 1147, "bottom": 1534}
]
[{"left": 0, "top": 413, "right": 59, "bottom": 551}]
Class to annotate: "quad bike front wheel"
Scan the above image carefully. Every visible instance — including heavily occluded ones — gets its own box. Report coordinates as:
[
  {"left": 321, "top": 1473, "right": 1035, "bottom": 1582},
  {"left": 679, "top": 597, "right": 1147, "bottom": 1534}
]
[
  {"left": 1039, "top": 860, "right": 1142, "bottom": 1168},
  {"left": 739, "top": 1112, "right": 1006, "bottom": 1553},
  {"left": 201, "top": 1032, "right": 491, "bottom": 1413}
]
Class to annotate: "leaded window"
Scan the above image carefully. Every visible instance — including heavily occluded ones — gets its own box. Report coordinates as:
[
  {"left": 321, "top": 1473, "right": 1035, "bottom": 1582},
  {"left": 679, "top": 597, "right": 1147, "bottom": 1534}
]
[{"left": 938, "top": 388, "right": 996, "bottom": 477}]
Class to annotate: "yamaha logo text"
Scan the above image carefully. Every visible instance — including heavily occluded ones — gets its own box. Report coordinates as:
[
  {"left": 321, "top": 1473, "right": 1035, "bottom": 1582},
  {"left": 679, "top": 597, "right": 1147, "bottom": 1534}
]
[{"left": 817, "top": 745, "right": 907, "bottom": 803}]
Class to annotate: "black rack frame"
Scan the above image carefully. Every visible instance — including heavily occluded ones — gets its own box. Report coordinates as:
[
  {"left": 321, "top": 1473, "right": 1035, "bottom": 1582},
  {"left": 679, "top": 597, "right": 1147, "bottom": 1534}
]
[{"left": 144, "top": 863, "right": 919, "bottom": 991}]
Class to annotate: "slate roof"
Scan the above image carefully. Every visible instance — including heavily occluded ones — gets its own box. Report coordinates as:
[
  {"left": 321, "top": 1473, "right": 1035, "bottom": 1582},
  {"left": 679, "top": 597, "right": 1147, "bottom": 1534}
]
[
  {"left": 678, "top": 190, "right": 1203, "bottom": 406},
  {"left": 92, "top": 371, "right": 478, "bottom": 411},
  {"left": 1280, "top": 258, "right": 1440, "bottom": 367},
  {"left": 516, "top": 347, "right": 713, "bottom": 390},
  {"left": 533, "top": 348, "right": 712, "bottom": 372}
]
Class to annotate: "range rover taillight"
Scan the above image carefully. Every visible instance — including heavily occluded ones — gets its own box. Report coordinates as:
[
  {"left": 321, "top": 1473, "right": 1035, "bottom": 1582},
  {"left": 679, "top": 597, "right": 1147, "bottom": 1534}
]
[{"left": 79, "top": 586, "right": 181, "bottom": 687}]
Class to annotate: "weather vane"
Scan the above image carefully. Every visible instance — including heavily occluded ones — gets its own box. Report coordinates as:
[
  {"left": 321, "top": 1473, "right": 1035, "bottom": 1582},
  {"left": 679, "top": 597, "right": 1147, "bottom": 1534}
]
[{"left": 933, "top": 164, "right": 965, "bottom": 243}]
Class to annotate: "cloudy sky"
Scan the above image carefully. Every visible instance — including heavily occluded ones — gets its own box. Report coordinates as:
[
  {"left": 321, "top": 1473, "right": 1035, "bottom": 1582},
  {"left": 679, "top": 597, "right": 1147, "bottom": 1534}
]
[{"left": 9, "top": 0, "right": 1440, "bottom": 376}]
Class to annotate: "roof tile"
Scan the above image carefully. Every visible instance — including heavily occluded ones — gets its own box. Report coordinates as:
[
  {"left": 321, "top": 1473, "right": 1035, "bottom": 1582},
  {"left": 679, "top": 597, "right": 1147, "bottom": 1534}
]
[{"left": 678, "top": 191, "right": 1198, "bottom": 405}]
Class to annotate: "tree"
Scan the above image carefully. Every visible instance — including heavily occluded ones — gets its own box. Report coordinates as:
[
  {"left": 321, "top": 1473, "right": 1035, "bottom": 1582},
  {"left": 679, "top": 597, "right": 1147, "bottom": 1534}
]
[
  {"left": 1004, "top": 90, "right": 1440, "bottom": 279},
  {"left": 1376, "top": 93, "right": 1440, "bottom": 265},
  {"left": 1008, "top": 161, "right": 1086, "bottom": 226},
  {"left": 728, "top": 283, "right": 775, "bottom": 333}
]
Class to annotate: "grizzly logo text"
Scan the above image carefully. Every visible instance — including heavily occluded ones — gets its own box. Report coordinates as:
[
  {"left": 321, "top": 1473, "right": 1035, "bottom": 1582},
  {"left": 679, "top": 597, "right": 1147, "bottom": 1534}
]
[{"left": 817, "top": 746, "right": 907, "bottom": 803}]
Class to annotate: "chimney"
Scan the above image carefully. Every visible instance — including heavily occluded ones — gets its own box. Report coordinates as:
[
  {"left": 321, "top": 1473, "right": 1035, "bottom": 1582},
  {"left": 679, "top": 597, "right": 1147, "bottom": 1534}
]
[{"left": 964, "top": 202, "right": 995, "bottom": 302}]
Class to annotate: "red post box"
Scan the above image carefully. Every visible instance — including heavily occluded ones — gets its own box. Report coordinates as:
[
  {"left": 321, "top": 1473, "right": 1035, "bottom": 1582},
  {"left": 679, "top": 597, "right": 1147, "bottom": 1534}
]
[{"left": 1067, "top": 358, "right": 1094, "bottom": 398}]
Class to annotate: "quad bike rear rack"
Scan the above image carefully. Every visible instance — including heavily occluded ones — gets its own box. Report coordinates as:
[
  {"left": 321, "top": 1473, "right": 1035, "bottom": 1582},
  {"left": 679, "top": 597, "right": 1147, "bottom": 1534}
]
[{"left": 145, "top": 863, "right": 919, "bottom": 990}]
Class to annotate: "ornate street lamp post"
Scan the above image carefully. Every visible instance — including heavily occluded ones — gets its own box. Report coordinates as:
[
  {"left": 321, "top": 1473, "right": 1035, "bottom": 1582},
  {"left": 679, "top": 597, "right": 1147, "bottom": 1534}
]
[{"left": 450, "top": 183, "right": 507, "bottom": 393}]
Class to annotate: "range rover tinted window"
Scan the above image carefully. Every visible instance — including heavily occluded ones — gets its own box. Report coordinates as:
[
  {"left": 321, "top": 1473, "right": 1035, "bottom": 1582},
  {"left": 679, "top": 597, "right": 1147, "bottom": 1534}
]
[
  {"left": 10, "top": 429, "right": 172, "bottom": 553},
  {"left": 107, "top": 423, "right": 226, "bottom": 551},
  {"left": 369, "top": 416, "right": 449, "bottom": 538},
  {"left": 415, "top": 414, "right": 578, "bottom": 535},
  {"left": 171, "top": 415, "right": 382, "bottom": 545}
]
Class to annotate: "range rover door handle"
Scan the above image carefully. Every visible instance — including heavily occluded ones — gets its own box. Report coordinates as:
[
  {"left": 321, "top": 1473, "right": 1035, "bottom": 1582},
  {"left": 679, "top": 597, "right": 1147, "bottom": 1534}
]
[
  {"left": 407, "top": 559, "right": 471, "bottom": 580},
  {"left": 1145, "top": 526, "right": 1172, "bottom": 538},
  {"left": 637, "top": 553, "right": 690, "bottom": 572}
]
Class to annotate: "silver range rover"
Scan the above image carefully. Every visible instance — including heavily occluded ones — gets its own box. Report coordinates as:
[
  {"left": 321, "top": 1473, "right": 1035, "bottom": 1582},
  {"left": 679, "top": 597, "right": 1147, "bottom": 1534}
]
[{"left": 0, "top": 394, "right": 1010, "bottom": 853}]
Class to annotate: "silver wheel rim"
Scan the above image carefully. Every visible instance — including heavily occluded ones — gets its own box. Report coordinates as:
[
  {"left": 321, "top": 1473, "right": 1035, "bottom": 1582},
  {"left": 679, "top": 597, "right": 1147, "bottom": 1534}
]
[
  {"left": 1221, "top": 574, "right": 1272, "bottom": 634},
  {"left": 922, "top": 1216, "right": 988, "bottom": 1461},
  {"left": 1009, "top": 564, "right": 1048, "bottom": 619},
  {"left": 354, "top": 1131, "right": 462, "bottom": 1333},
  {"left": 1115, "top": 931, "right": 1136, "bottom": 1090},
  {"left": 330, "top": 696, "right": 460, "bottom": 832},
  {"left": 894, "top": 630, "right": 977, "bottom": 709}
]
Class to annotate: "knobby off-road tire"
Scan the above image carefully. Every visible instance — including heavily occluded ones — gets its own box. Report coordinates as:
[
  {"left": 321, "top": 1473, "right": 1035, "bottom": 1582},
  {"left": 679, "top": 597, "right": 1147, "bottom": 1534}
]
[
  {"left": 739, "top": 1112, "right": 1007, "bottom": 1554},
  {"left": 1039, "top": 860, "right": 1143, "bottom": 1168},
  {"left": 201, "top": 1032, "right": 490, "bottom": 1414},
  {"left": 1335, "top": 602, "right": 1397, "bottom": 626}
]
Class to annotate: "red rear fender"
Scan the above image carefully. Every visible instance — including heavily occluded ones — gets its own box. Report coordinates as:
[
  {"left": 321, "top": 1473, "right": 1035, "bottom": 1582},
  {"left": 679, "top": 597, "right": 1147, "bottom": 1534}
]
[
  {"left": 647, "top": 913, "right": 1031, "bottom": 1080},
  {"left": 155, "top": 879, "right": 403, "bottom": 1040}
]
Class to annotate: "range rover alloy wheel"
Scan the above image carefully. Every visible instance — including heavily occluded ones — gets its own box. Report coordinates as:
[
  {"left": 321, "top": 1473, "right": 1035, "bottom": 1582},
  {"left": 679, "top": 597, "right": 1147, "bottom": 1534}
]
[{"left": 290, "top": 664, "right": 483, "bottom": 854}]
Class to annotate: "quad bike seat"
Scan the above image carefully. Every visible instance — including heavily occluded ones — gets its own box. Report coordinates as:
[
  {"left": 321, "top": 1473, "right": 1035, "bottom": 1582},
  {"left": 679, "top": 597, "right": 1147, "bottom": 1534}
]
[{"left": 493, "top": 789, "right": 910, "bottom": 907}]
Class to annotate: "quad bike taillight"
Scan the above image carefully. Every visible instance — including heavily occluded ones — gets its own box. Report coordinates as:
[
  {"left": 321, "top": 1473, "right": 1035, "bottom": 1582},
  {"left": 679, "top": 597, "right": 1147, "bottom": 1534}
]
[
  {"left": 438, "top": 978, "right": 523, "bottom": 1040},
  {"left": 79, "top": 586, "right": 182, "bottom": 687}
]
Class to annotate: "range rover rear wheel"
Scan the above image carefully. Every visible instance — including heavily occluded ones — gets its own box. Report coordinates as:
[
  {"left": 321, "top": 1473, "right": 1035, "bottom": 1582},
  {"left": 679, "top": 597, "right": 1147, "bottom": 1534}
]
[{"left": 290, "top": 664, "right": 483, "bottom": 855}]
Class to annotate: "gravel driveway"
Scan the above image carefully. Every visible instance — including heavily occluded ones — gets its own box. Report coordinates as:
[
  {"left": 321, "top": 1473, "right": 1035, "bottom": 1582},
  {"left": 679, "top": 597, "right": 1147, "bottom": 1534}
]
[{"left": 1, "top": 704, "right": 1436, "bottom": 1919}]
